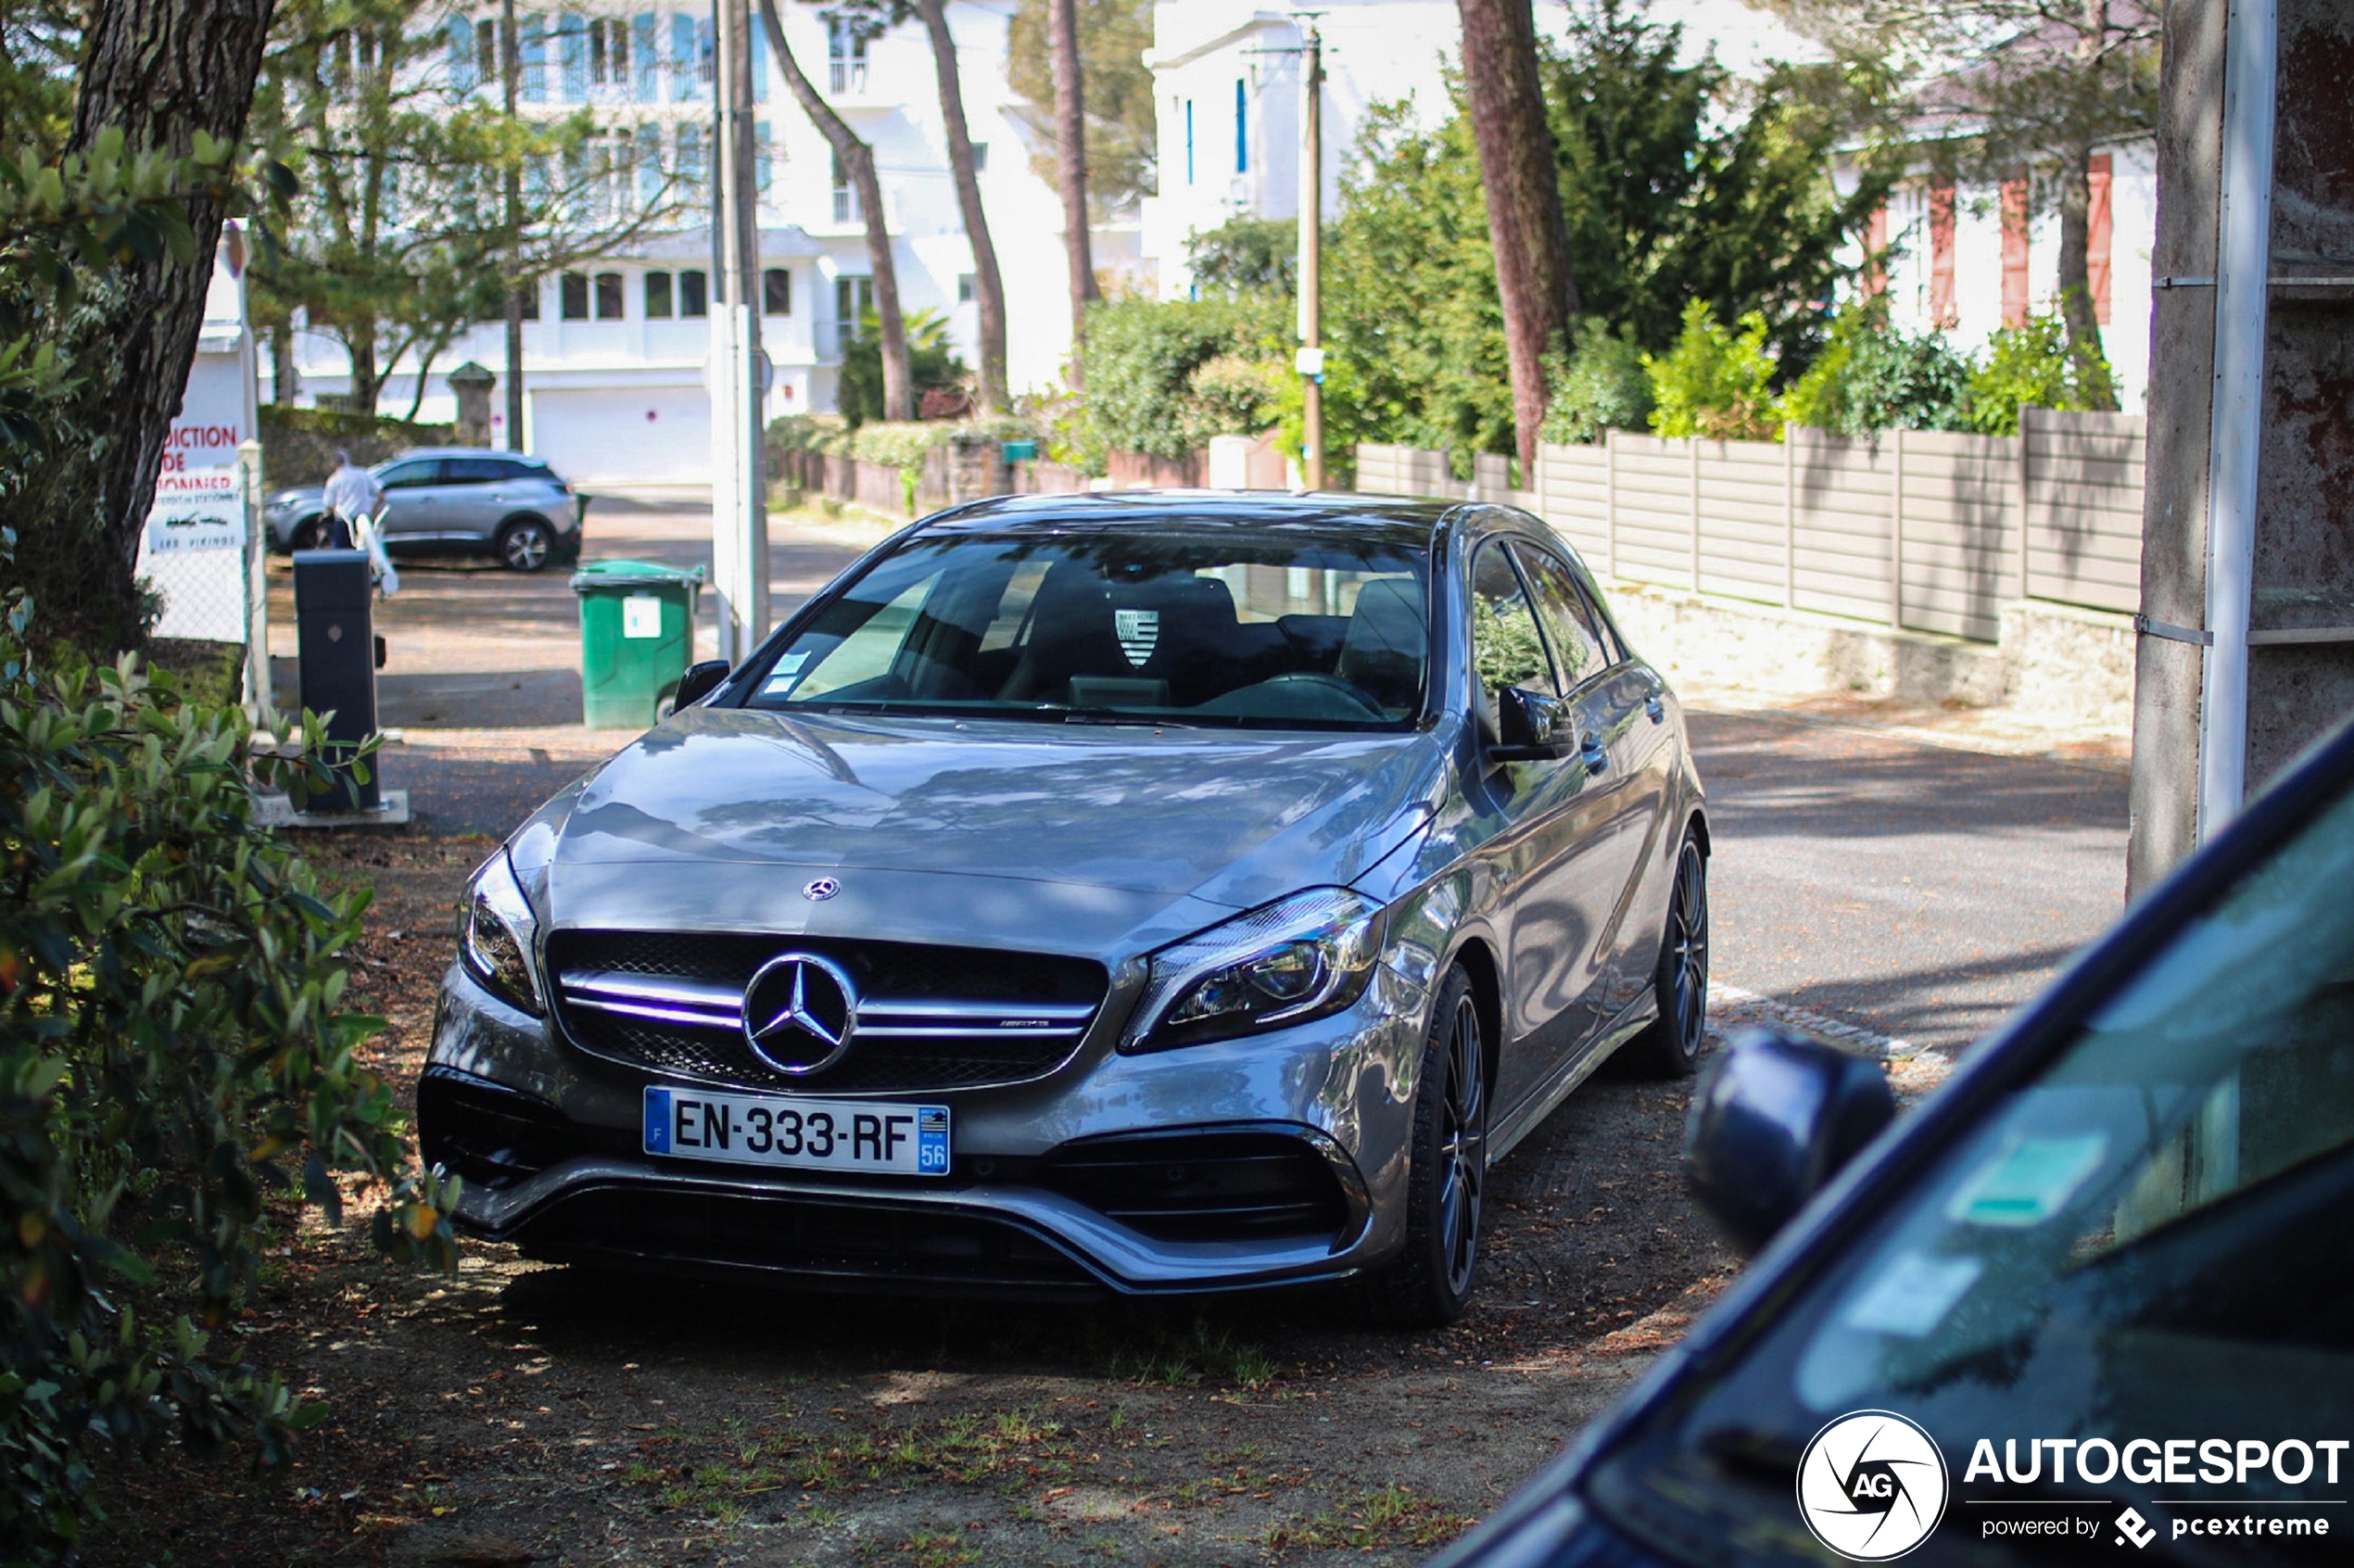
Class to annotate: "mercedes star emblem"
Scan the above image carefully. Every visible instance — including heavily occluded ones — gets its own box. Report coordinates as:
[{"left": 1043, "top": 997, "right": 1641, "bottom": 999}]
[
  {"left": 802, "top": 877, "right": 841, "bottom": 902},
  {"left": 740, "top": 953, "right": 857, "bottom": 1075}
]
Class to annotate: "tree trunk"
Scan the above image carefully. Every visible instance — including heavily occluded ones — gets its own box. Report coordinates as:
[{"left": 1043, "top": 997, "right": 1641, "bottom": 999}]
[
  {"left": 344, "top": 329, "right": 381, "bottom": 415},
  {"left": 757, "top": 0, "right": 908, "bottom": 420},
  {"left": 270, "top": 323, "right": 297, "bottom": 404},
  {"left": 62, "top": 0, "right": 277, "bottom": 646},
  {"left": 1456, "top": 0, "right": 1577, "bottom": 477},
  {"left": 916, "top": 0, "right": 1006, "bottom": 414},
  {"left": 1049, "top": 0, "right": 1098, "bottom": 385}
]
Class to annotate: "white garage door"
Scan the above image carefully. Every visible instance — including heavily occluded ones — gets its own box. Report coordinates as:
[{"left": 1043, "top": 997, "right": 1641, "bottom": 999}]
[{"left": 530, "top": 386, "right": 712, "bottom": 486}]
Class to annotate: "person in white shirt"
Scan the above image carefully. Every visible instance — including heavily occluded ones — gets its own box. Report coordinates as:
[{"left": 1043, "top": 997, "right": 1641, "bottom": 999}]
[{"left": 320, "top": 451, "right": 386, "bottom": 550}]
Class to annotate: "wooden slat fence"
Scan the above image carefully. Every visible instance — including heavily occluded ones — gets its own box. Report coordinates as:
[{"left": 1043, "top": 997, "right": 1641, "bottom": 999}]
[{"left": 1356, "top": 407, "right": 2144, "bottom": 637}]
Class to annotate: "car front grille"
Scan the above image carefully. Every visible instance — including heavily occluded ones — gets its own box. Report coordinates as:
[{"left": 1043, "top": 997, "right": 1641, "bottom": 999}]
[{"left": 545, "top": 929, "right": 1108, "bottom": 1094}]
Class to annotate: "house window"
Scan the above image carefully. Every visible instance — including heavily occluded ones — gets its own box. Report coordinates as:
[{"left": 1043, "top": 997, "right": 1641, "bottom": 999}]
[
  {"left": 561, "top": 271, "right": 589, "bottom": 319},
  {"left": 828, "top": 16, "right": 868, "bottom": 95},
  {"left": 835, "top": 274, "right": 873, "bottom": 354},
  {"left": 831, "top": 148, "right": 859, "bottom": 223},
  {"left": 764, "top": 268, "right": 792, "bottom": 315},
  {"left": 957, "top": 273, "right": 975, "bottom": 304},
  {"left": 645, "top": 270, "right": 674, "bottom": 319},
  {"left": 679, "top": 269, "right": 709, "bottom": 317},
  {"left": 588, "top": 16, "right": 626, "bottom": 86},
  {"left": 1184, "top": 98, "right": 1194, "bottom": 185},
  {"left": 519, "top": 282, "right": 540, "bottom": 322},
  {"left": 594, "top": 271, "right": 625, "bottom": 319},
  {"left": 970, "top": 142, "right": 987, "bottom": 171},
  {"left": 475, "top": 19, "right": 498, "bottom": 86},
  {"left": 1234, "top": 79, "right": 1247, "bottom": 175}
]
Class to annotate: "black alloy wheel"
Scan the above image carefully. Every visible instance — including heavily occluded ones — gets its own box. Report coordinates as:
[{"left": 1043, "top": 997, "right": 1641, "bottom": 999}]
[
  {"left": 499, "top": 517, "right": 554, "bottom": 572},
  {"left": 1618, "top": 828, "right": 1710, "bottom": 1078},
  {"left": 1366, "top": 963, "right": 1487, "bottom": 1327}
]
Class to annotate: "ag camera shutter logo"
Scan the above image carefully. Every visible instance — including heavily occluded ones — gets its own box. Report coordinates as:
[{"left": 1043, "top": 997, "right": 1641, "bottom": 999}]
[{"left": 1797, "top": 1410, "right": 1950, "bottom": 1561}]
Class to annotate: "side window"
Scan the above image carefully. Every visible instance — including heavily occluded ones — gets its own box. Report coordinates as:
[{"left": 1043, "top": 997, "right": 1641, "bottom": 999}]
[
  {"left": 443, "top": 458, "right": 508, "bottom": 485},
  {"left": 377, "top": 461, "right": 441, "bottom": 489},
  {"left": 1512, "top": 543, "right": 1612, "bottom": 692},
  {"left": 1470, "top": 542, "right": 1552, "bottom": 703}
]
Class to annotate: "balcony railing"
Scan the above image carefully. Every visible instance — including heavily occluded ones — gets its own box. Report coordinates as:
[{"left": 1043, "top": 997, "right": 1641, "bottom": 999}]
[
  {"left": 832, "top": 184, "right": 859, "bottom": 224},
  {"left": 829, "top": 57, "right": 867, "bottom": 95}
]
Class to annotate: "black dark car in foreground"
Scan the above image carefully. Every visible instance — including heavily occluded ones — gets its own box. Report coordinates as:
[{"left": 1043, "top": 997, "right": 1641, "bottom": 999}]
[{"left": 1437, "top": 717, "right": 2354, "bottom": 1566}]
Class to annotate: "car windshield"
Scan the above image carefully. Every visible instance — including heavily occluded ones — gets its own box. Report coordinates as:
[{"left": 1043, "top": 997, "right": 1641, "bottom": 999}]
[
  {"left": 740, "top": 528, "right": 1431, "bottom": 729},
  {"left": 1587, "top": 780, "right": 2354, "bottom": 1565}
]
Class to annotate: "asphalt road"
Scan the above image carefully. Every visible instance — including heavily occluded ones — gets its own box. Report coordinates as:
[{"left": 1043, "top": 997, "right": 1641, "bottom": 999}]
[{"left": 276, "top": 499, "right": 2130, "bottom": 1060}]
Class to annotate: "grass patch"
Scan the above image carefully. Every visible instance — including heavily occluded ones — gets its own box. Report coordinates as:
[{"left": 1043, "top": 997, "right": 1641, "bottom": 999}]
[
  {"left": 1264, "top": 1486, "right": 1474, "bottom": 1554},
  {"left": 1100, "top": 1317, "right": 1276, "bottom": 1390},
  {"left": 898, "top": 1528, "right": 980, "bottom": 1567}
]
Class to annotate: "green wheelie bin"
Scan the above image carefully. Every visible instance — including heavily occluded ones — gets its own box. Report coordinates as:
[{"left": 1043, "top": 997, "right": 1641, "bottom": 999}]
[{"left": 571, "top": 559, "right": 704, "bottom": 728}]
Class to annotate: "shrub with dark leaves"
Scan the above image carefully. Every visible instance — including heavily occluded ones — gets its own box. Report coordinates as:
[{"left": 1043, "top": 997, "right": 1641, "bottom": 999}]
[{"left": 0, "top": 541, "right": 457, "bottom": 1561}]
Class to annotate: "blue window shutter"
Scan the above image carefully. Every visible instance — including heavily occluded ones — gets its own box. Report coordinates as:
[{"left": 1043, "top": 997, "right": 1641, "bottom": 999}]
[
  {"left": 752, "top": 19, "right": 768, "bottom": 101},
  {"left": 669, "top": 14, "right": 693, "bottom": 100},
  {"left": 638, "top": 123, "right": 664, "bottom": 204},
  {"left": 521, "top": 15, "right": 546, "bottom": 101},
  {"left": 1184, "top": 99, "right": 1193, "bottom": 185},
  {"left": 447, "top": 18, "right": 474, "bottom": 94},
  {"left": 677, "top": 121, "right": 703, "bottom": 202},
  {"left": 633, "top": 13, "right": 657, "bottom": 101},
  {"left": 559, "top": 13, "right": 587, "bottom": 102},
  {"left": 1234, "top": 79, "right": 1247, "bottom": 174},
  {"left": 755, "top": 119, "right": 772, "bottom": 196}
]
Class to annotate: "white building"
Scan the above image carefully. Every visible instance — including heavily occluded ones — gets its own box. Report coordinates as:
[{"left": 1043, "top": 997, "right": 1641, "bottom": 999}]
[
  {"left": 1862, "top": 143, "right": 2158, "bottom": 413},
  {"left": 282, "top": 1, "right": 1124, "bottom": 485}
]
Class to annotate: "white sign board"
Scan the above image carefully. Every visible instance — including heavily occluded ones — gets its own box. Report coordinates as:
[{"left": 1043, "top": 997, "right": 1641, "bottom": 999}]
[{"left": 136, "top": 281, "right": 257, "bottom": 643}]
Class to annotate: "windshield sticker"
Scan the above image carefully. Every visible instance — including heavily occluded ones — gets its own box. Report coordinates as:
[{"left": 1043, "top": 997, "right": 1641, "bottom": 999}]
[
  {"left": 1841, "top": 1252, "right": 1982, "bottom": 1338},
  {"left": 763, "top": 653, "right": 810, "bottom": 696},
  {"left": 1945, "top": 1132, "right": 2107, "bottom": 1228}
]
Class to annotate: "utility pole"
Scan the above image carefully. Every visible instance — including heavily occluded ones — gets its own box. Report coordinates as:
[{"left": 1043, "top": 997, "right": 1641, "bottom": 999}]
[
  {"left": 500, "top": 0, "right": 525, "bottom": 450},
  {"left": 2127, "top": 0, "right": 2354, "bottom": 894},
  {"left": 1295, "top": 13, "right": 1324, "bottom": 491},
  {"left": 710, "top": 0, "right": 768, "bottom": 659}
]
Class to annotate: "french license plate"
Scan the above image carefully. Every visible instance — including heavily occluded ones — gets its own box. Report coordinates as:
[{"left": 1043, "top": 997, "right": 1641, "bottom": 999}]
[{"left": 641, "top": 1086, "right": 950, "bottom": 1176}]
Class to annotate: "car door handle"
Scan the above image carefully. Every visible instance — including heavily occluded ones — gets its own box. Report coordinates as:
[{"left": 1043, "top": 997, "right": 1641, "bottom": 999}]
[
  {"left": 1581, "top": 737, "right": 1609, "bottom": 776},
  {"left": 1645, "top": 694, "right": 1665, "bottom": 724}
]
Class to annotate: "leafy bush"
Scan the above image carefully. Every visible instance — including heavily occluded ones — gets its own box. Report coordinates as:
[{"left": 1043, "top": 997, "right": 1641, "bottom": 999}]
[
  {"left": 1964, "top": 311, "right": 2118, "bottom": 435},
  {"left": 1078, "top": 297, "right": 1286, "bottom": 460},
  {"left": 1644, "top": 302, "right": 1782, "bottom": 440},
  {"left": 0, "top": 552, "right": 456, "bottom": 1561},
  {"left": 1782, "top": 306, "right": 1972, "bottom": 435},
  {"left": 1184, "top": 217, "right": 1298, "bottom": 297},
  {"left": 836, "top": 310, "right": 968, "bottom": 431},
  {"left": 1540, "top": 323, "right": 1653, "bottom": 444}
]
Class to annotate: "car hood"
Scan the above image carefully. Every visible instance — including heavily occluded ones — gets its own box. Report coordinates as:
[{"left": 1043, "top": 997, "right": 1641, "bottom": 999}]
[
  {"left": 268, "top": 485, "right": 325, "bottom": 508},
  {"left": 538, "top": 706, "right": 1447, "bottom": 952}
]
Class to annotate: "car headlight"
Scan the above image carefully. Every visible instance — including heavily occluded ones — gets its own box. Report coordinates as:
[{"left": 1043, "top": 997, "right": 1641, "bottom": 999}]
[
  {"left": 461, "top": 850, "right": 544, "bottom": 1016},
  {"left": 1124, "top": 888, "right": 1386, "bottom": 1054}
]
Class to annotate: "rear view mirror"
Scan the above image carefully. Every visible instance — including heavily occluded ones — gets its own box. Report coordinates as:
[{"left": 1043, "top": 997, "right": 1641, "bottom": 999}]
[
  {"left": 674, "top": 659, "right": 731, "bottom": 710},
  {"left": 1490, "top": 685, "right": 1575, "bottom": 762},
  {"left": 1686, "top": 1029, "right": 1896, "bottom": 1255}
]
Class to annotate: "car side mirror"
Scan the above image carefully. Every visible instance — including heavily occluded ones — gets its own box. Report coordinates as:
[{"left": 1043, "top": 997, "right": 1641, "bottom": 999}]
[
  {"left": 674, "top": 659, "right": 731, "bottom": 710},
  {"left": 1488, "top": 685, "right": 1575, "bottom": 762},
  {"left": 1686, "top": 1028, "right": 1896, "bottom": 1256}
]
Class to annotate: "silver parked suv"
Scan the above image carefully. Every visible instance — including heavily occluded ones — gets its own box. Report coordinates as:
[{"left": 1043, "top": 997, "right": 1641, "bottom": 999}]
[
  {"left": 420, "top": 492, "right": 1709, "bottom": 1324},
  {"left": 264, "top": 448, "right": 585, "bottom": 570}
]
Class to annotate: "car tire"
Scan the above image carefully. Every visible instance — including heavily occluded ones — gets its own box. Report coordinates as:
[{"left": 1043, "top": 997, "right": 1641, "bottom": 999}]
[
  {"left": 1364, "top": 963, "right": 1487, "bottom": 1329},
  {"left": 1615, "top": 829, "right": 1710, "bottom": 1079},
  {"left": 497, "top": 516, "right": 554, "bottom": 573},
  {"left": 290, "top": 516, "right": 324, "bottom": 551}
]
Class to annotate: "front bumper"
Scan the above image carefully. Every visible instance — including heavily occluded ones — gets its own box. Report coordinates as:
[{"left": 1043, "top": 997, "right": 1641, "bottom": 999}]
[{"left": 423, "top": 959, "right": 1429, "bottom": 1297}]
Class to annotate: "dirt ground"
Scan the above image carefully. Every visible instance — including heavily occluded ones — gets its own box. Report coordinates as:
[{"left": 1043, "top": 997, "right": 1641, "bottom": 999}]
[{"left": 82, "top": 832, "right": 1738, "bottom": 1568}]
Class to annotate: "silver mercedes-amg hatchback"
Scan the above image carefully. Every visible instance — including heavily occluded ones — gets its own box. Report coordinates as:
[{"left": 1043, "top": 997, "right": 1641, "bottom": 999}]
[{"left": 422, "top": 491, "right": 1708, "bottom": 1324}]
